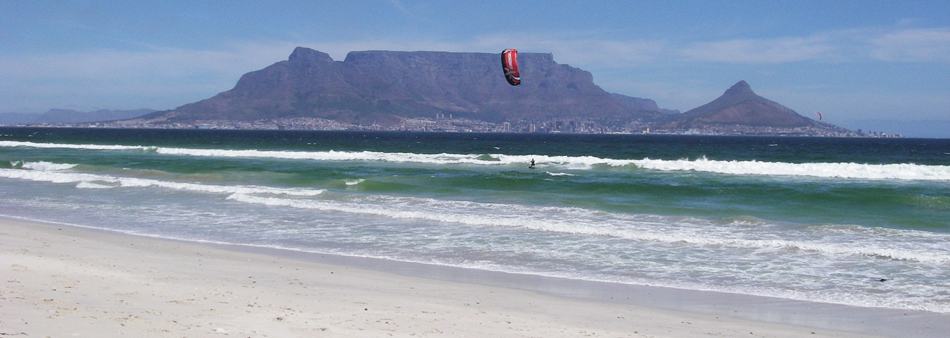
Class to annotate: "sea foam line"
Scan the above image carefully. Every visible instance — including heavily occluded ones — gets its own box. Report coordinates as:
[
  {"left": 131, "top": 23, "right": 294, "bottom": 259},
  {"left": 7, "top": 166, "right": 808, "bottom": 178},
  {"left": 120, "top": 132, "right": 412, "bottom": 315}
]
[
  {"left": 632, "top": 157, "right": 950, "bottom": 182},
  {"left": 3, "top": 140, "right": 950, "bottom": 181},
  {"left": 0, "top": 163, "right": 324, "bottom": 197},
  {"left": 20, "top": 161, "right": 78, "bottom": 171},
  {"left": 225, "top": 193, "right": 950, "bottom": 265}
]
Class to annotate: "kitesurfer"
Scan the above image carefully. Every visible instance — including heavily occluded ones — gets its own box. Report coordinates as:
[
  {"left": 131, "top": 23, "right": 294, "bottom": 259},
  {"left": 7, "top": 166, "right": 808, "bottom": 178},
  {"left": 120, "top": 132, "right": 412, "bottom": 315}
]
[{"left": 529, "top": 158, "right": 536, "bottom": 169}]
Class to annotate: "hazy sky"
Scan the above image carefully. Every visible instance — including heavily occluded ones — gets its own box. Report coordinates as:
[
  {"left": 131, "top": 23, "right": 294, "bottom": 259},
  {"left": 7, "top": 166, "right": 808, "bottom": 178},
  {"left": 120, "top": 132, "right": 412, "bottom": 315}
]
[{"left": 2, "top": 1, "right": 949, "bottom": 135}]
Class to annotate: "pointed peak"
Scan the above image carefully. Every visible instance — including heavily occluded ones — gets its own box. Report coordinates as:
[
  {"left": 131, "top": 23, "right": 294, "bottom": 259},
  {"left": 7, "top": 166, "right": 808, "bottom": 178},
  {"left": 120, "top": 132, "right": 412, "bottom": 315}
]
[
  {"left": 724, "top": 80, "right": 754, "bottom": 96},
  {"left": 289, "top": 47, "right": 333, "bottom": 64}
]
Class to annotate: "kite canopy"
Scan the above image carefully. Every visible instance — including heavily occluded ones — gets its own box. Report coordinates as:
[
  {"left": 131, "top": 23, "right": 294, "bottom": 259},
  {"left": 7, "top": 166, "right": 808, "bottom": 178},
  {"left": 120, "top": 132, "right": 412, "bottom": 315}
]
[
  {"left": 501, "top": 48, "right": 521, "bottom": 86},
  {"left": 816, "top": 112, "right": 823, "bottom": 121}
]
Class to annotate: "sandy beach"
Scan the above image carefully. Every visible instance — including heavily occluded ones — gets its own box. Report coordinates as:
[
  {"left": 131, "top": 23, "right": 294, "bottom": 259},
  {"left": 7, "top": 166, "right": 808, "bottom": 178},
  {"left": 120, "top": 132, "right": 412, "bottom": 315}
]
[{"left": 0, "top": 217, "right": 925, "bottom": 337}]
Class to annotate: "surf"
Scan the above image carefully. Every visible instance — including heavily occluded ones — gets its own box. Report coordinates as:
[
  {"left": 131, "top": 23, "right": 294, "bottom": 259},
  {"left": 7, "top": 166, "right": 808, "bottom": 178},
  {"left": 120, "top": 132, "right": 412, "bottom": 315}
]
[
  {"left": 4, "top": 140, "right": 950, "bottom": 181},
  {"left": 3, "top": 159, "right": 946, "bottom": 264},
  {"left": 0, "top": 161, "right": 324, "bottom": 197}
]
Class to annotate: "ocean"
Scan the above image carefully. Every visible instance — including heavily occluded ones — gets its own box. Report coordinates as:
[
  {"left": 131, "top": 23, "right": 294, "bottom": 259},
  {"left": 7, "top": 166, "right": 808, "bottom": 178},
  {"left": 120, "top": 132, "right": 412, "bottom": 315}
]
[{"left": 1, "top": 128, "right": 948, "bottom": 313}]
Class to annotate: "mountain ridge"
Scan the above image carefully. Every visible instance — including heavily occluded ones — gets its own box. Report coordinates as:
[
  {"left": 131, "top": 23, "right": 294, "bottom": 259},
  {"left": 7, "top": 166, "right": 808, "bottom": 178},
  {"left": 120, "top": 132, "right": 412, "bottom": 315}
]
[
  {"left": 141, "top": 47, "right": 669, "bottom": 125},
  {"left": 103, "top": 47, "right": 855, "bottom": 136}
]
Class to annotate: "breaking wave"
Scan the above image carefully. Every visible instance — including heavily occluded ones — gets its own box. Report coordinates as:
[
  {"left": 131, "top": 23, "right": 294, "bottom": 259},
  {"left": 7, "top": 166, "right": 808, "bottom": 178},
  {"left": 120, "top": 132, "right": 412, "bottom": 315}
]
[
  {"left": 0, "top": 162, "right": 324, "bottom": 197},
  {"left": 21, "top": 161, "right": 77, "bottom": 171},
  {"left": 344, "top": 178, "right": 365, "bottom": 186},
  {"left": 3, "top": 141, "right": 950, "bottom": 181},
  {"left": 224, "top": 193, "right": 950, "bottom": 265}
]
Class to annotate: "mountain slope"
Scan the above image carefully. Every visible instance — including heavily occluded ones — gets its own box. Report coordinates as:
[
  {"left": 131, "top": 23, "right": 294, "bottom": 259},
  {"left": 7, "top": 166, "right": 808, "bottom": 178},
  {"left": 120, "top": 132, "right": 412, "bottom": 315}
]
[
  {"left": 36, "top": 109, "right": 155, "bottom": 124},
  {"left": 669, "top": 81, "right": 816, "bottom": 128},
  {"left": 144, "top": 47, "right": 666, "bottom": 124},
  {"left": 1, "top": 109, "right": 154, "bottom": 125}
]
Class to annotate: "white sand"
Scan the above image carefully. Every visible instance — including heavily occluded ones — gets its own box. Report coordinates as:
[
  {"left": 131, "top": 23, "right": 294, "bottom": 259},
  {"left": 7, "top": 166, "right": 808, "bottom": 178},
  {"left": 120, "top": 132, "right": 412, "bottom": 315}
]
[{"left": 0, "top": 218, "right": 871, "bottom": 337}]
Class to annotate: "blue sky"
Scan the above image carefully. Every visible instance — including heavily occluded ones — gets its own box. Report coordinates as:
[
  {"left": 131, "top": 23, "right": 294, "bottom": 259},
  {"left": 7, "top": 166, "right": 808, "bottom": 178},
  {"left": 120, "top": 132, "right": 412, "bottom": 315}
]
[{"left": 2, "top": 0, "right": 949, "bottom": 136}]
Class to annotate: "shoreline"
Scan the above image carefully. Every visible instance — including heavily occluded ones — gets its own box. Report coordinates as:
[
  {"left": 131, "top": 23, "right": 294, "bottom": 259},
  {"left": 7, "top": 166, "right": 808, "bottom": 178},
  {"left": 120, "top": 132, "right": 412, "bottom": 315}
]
[
  {"left": 0, "top": 125, "right": 914, "bottom": 139},
  {"left": 3, "top": 216, "right": 947, "bottom": 337}
]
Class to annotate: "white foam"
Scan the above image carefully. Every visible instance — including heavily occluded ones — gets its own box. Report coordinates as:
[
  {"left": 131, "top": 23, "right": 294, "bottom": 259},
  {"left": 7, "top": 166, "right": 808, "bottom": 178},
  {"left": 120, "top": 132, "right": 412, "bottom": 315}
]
[
  {"left": 76, "top": 181, "right": 115, "bottom": 189},
  {"left": 344, "top": 178, "right": 365, "bottom": 186},
  {"left": 21, "top": 161, "right": 77, "bottom": 171},
  {"left": 545, "top": 171, "right": 575, "bottom": 176},
  {"left": 631, "top": 156, "right": 950, "bottom": 181},
  {"left": 0, "top": 140, "right": 143, "bottom": 151},
  {"left": 4, "top": 141, "right": 950, "bottom": 181},
  {"left": 225, "top": 193, "right": 950, "bottom": 265},
  {"left": 0, "top": 166, "right": 324, "bottom": 197}
]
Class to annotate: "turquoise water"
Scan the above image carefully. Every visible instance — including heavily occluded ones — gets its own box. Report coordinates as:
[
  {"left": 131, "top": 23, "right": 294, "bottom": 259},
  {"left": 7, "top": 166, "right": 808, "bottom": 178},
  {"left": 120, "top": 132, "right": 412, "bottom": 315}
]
[{"left": 1, "top": 128, "right": 948, "bottom": 312}]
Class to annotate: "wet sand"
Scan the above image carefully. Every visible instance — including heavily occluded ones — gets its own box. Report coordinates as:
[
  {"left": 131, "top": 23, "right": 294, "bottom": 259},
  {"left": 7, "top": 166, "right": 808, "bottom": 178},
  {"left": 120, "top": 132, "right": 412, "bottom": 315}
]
[{"left": 0, "top": 217, "right": 918, "bottom": 337}]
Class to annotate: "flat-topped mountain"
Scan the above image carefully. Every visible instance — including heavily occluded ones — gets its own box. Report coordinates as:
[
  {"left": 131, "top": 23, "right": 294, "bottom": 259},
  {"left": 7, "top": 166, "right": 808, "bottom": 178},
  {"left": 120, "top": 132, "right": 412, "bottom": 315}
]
[
  {"left": 110, "top": 48, "right": 855, "bottom": 135},
  {"left": 143, "top": 47, "right": 666, "bottom": 125}
]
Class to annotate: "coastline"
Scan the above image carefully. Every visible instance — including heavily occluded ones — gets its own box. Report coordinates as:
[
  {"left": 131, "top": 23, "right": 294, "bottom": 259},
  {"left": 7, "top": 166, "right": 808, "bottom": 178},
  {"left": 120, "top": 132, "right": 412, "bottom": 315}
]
[
  {"left": 0, "top": 125, "right": 904, "bottom": 138},
  {"left": 3, "top": 217, "right": 945, "bottom": 337}
]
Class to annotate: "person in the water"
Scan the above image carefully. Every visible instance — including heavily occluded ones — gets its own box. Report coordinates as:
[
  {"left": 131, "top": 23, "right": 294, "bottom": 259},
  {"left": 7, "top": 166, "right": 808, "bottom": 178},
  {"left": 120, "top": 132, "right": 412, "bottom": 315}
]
[{"left": 529, "top": 158, "right": 535, "bottom": 169}]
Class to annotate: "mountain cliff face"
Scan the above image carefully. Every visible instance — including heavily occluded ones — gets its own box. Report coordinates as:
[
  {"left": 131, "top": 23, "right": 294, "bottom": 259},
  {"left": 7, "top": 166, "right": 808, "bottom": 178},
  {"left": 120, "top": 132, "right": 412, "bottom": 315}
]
[
  {"left": 668, "top": 81, "right": 816, "bottom": 128},
  {"left": 147, "top": 47, "right": 665, "bottom": 124}
]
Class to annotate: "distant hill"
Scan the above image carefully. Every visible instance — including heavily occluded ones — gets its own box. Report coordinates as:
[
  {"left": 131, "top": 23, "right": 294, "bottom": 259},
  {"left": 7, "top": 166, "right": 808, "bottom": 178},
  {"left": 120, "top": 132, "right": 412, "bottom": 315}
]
[
  {"left": 0, "top": 113, "right": 38, "bottom": 125},
  {"left": 141, "top": 47, "right": 669, "bottom": 125},
  {"left": 0, "top": 109, "right": 155, "bottom": 125},
  {"left": 670, "top": 81, "right": 814, "bottom": 128},
  {"left": 35, "top": 109, "right": 156, "bottom": 124},
  {"left": 662, "top": 81, "right": 850, "bottom": 135}
]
